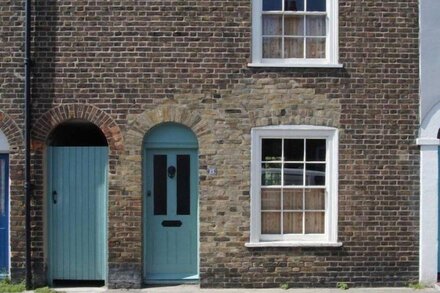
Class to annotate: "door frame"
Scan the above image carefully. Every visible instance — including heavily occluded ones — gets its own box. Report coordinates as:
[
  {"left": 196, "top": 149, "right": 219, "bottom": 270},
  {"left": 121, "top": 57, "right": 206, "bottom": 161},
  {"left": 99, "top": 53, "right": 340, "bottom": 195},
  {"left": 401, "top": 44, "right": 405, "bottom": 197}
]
[
  {"left": 142, "top": 123, "right": 200, "bottom": 284},
  {"left": 46, "top": 146, "right": 109, "bottom": 284},
  {"left": 418, "top": 103, "right": 440, "bottom": 284}
]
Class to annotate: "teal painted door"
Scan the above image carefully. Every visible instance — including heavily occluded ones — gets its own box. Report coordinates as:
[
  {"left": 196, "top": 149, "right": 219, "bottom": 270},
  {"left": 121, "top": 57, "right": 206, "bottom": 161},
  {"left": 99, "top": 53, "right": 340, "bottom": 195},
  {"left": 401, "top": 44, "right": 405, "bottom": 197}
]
[
  {"left": 144, "top": 148, "right": 198, "bottom": 281},
  {"left": 48, "top": 147, "right": 107, "bottom": 282},
  {"left": 0, "top": 154, "right": 8, "bottom": 276}
]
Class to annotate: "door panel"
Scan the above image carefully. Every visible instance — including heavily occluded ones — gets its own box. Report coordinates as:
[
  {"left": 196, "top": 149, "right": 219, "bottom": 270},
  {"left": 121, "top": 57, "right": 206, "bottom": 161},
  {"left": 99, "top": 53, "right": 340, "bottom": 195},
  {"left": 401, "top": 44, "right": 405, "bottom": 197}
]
[
  {"left": 144, "top": 149, "right": 198, "bottom": 281},
  {"left": 48, "top": 147, "right": 107, "bottom": 281},
  {"left": 0, "top": 154, "right": 8, "bottom": 274}
]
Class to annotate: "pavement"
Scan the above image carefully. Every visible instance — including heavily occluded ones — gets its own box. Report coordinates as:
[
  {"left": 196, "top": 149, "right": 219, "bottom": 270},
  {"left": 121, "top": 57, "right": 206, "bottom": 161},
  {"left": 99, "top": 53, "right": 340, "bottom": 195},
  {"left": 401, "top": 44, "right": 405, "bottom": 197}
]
[{"left": 26, "top": 284, "right": 440, "bottom": 293}]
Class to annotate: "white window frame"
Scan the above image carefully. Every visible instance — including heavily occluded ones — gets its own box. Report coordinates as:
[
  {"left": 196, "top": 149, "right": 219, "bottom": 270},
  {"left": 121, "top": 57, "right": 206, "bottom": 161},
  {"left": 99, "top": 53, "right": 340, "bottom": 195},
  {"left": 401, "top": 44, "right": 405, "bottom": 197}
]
[
  {"left": 249, "top": 0, "right": 342, "bottom": 68},
  {"left": 246, "top": 125, "right": 341, "bottom": 247}
]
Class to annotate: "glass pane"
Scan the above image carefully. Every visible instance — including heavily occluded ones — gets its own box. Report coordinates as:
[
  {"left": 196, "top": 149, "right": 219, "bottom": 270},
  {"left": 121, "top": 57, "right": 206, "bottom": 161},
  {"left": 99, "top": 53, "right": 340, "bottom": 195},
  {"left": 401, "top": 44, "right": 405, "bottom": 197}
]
[
  {"left": 284, "top": 139, "right": 304, "bottom": 161},
  {"left": 285, "top": 38, "right": 304, "bottom": 58},
  {"left": 262, "top": 212, "right": 281, "bottom": 234},
  {"left": 284, "top": 163, "right": 303, "bottom": 186},
  {"left": 306, "top": 38, "right": 325, "bottom": 58},
  {"left": 305, "top": 188, "right": 325, "bottom": 210},
  {"left": 285, "top": 0, "right": 304, "bottom": 11},
  {"left": 0, "top": 160, "right": 4, "bottom": 215},
  {"left": 285, "top": 15, "right": 304, "bottom": 36},
  {"left": 263, "top": 0, "right": 282, "bottom": 11},
  {"left": 283, "top": 189, "right": 303, "bottom": 210},
  {"left": 306, "top": 0, "right": 326, "bottom": 11},
  {"left": 283, "top": 212, "right": 303, "bottom": 233},
  {"left": 306, "top": 15, "right": 326, "bottom": 36},
  {"left": 154, "top": 155, "right": 167, "bottom": 215},
  {"left": 306, "top": 139, "right": 326, "bottom": 161},
  {"left": 305, "top": 163, "right": 325, "bottom": 186},
  {"left": 305, "top": 212, "right": 325, "bottom": 233},
  {"left": 263, "top": 15, "right": 282, "bottom": 35},
  {"left": 262, "top": 138, "right": 282, "bottom": 161},
  {"left": 263, "top": 37, "right": 282, "bottom": 58},
  {"left": 177, "top": 155, "right": 190, "bottom": 215},
  {"left": 262, "top": 163, "right": 282, "bottom": 185},
  {"left": 261, "top": 188, "right": 281, "bottom": 210}
]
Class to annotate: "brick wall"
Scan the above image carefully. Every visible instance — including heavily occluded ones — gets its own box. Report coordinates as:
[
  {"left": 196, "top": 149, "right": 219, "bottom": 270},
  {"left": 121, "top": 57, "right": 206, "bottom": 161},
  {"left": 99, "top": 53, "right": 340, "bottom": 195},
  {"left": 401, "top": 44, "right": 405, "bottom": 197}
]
[{"left": 0, "top": 0, "right": 419, "bottom": 288}]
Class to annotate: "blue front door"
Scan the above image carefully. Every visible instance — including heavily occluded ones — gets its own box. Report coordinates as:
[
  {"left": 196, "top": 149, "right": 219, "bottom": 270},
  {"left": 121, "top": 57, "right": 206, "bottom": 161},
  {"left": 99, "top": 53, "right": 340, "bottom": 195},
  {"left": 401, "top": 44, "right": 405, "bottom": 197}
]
[
  {"left": 0, "top": 154, "right": 8, "bottom": 276},
  {"left": 144, "top": 148, "right": 198, "bottom": 282},
  {"left": 48, "top": 147, "right": 108, "bottom": 283}
]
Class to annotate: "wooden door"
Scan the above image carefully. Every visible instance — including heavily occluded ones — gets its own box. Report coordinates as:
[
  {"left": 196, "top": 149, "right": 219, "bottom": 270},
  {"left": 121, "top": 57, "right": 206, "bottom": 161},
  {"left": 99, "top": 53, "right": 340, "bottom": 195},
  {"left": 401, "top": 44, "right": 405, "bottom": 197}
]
[
  {"left": 0, "top": 154, "right": 8, "bottom": 276},
  {"left": 48, "top": 147, "right": 107, "bottom": 282},
  {"left": 144, "top": 148, "right": 198, "bottom": 282}
]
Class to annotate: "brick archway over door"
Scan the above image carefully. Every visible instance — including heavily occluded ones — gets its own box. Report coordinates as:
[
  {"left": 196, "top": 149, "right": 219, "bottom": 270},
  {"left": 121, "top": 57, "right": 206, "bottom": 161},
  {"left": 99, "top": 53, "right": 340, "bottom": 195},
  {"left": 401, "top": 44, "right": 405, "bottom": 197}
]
[{"left": 31, "top": 104, "right": 124, "bottom": 286}]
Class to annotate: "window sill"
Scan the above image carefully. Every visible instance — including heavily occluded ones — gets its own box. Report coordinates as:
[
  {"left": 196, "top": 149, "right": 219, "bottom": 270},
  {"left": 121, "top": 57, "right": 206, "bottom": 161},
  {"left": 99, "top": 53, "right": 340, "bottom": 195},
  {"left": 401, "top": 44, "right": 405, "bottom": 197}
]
[
  {"left": 245, "top": 241, "right": 343, "bottom": 248},
  {"left": 248, "top": 62, "right": 344, "bottom": 68}
]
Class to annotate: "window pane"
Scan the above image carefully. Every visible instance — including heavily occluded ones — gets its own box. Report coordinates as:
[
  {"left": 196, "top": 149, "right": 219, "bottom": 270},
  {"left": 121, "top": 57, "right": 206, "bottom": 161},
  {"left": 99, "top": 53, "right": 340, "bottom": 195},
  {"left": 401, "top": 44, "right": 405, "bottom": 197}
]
[
  {"left": 305, "top": 212, "right": 325, "bottom": 233},
  {"left": 306, "top": 16, "right": 326, "bottom": 36},
  {"left": 283, "top": 212, "right": 302, "bottom": 233},
  {"left": 285, "top": 38, "right": 304, "bottom": 58},
  {"left": 263, "top": 15, "right": 282, "bottom": 35},
  {"left": 305, "top": 163, "right": 325, "bottom": 186},
  {"left": 262, "top": 163, "right": 282, "bottom": 185},
  {"left": 154, "top": 155, "right": 167, "bottom": 215},
  {"left": 285, "top": 15, "right": 304, "bottom": 36},
  {"left": 306, "top": 38, "right": 325, "bottom": 58},
  {"left": 263, "top": 0, "right": 282, "bottom": 11},
  {"left": 262, "top": 212, "right": 281, "bottom": 233},
  {"left": 306, "top": 139, "right": 326, "bottom": 161},
  {"left": 284, "top": 139, "right": 304, "bottom": 161},
  {"left": 263, "top": 37, "right": 282, "bottom": 58},
  {"left": 176, "top": 155, "right": 190, "bottom": 215},
  {"left": 262, "top": 138, "right": 282, "bottom": 161},
  {"left": 285, "top": 0, "right": 304, "bottom": 11},
  {"left": 261, "top": 188, "right": 281, "bottom": 210},
  {"left": 284, "top": 163, "right": 303, "bottom": 185},
  {"left": 306, "top": 0, "right": 326, "bottom": 11},
  {"left": 283, "top": 189, "right": 303, "bottom": 210},
  {"left": 305, "top": 188, "right": 325, "bottom": 210}
]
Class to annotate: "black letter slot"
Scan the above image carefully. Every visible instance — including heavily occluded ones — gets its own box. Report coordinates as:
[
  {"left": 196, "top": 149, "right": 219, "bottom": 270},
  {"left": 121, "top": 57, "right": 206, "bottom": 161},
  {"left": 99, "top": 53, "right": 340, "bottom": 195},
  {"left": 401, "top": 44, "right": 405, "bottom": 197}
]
[{"left": 162, "top": 220, "right": 182, "bottom": 227}]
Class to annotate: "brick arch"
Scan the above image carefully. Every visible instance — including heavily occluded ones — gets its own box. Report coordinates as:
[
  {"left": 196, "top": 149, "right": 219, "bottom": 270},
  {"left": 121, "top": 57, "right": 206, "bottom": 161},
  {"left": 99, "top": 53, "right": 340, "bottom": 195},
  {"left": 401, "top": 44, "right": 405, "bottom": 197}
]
[
  {"left": 32, "top": 103, "right": 123, "bottom": 153},
  {"left": 125, "top": 105, "right": 208, "bottom": 152},
  {"left": 107, "top": 105, "right": 212, "bottom": 287}
]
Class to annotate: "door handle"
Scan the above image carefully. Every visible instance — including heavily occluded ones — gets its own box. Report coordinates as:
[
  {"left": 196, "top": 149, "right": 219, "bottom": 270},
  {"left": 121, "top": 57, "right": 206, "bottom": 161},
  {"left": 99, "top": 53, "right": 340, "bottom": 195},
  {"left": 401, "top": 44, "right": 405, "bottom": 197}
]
[{"left": 52, "top": 190, "right": 57, "bottom": 204}]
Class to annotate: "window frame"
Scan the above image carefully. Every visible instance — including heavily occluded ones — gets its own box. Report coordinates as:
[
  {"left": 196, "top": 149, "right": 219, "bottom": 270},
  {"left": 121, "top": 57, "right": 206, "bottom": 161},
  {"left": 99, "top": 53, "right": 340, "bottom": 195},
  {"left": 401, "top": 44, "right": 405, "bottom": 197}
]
[
  {"left": 249, "top": 0, "right": 341, "bottom": 68},
  {"left": 247, "top": 125, "right": 340, "bottom": 247}
]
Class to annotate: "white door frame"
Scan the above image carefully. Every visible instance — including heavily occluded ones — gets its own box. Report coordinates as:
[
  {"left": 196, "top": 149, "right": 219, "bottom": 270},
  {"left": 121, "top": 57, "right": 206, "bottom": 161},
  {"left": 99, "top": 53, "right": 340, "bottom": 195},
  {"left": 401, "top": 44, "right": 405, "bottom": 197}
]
[{"left": 418, "top": 102, "right": 440, "bottom": 284}]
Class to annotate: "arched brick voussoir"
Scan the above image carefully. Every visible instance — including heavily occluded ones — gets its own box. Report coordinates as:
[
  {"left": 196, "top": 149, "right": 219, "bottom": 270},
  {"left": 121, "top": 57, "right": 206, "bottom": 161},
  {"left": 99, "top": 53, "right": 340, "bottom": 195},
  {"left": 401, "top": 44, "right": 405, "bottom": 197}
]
[
  {"left": 31, "top": 103, "right": 124, "bottom": 153},
  {"left": 125, "top": 105, "right": 208, "bottom": 153}
]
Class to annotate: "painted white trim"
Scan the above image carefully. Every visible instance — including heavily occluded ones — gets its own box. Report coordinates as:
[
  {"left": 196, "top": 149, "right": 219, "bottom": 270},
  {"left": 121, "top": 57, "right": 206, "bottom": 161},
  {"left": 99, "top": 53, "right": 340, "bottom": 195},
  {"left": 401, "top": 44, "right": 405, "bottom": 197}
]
[
  {"left": 417, "top": 138, "right": 440, "bottom": 146},
  {"left": 248, "top": 62, "right": 343, "bottom": 68},
  {"left": 418, "top": 103, "right": 440, "bottom": 284},
  {"left": 249, "top": 125, "right": 339, "bottom": 246},
  {"left": 245, "top": 241, "right": 342, "bottom": 247},
  {"left": 251, "top": 0, "right": 339, "bottom": 67}
]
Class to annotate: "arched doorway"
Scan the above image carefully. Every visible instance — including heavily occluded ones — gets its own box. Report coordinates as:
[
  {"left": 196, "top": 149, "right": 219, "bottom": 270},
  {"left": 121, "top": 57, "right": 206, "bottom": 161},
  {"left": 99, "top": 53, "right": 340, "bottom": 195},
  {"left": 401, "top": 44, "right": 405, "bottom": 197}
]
[
  {"left": 0, "top": 130, "right": 9, "bottom": 278},
  {"left": 47, "top": 119, "right": 108, "bottom": 285},
  {"left": 143, "top": 123, "right": 199, "bottom": 283}
]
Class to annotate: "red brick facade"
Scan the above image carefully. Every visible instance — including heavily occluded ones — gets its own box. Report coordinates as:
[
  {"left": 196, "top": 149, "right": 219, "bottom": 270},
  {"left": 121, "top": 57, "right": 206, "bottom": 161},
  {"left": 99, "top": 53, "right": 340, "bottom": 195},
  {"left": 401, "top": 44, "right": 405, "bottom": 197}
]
[{"left": 0, "top": 0, "right": 419, "bottom": 288}]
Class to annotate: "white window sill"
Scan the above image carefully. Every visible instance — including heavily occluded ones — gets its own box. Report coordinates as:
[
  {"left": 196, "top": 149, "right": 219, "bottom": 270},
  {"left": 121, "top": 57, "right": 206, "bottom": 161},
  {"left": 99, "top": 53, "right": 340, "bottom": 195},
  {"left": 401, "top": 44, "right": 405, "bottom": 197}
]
[
  {"left": 248, "top": 62, "right": 344, "bottom": 68},
  {"left": 245, "top": 241, "right": 343, "bottom": 248}
]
